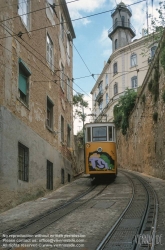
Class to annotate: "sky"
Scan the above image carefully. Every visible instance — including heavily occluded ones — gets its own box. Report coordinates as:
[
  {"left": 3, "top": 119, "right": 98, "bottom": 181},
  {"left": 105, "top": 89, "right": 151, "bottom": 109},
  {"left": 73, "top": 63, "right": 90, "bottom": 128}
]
[{"left": 67, "top": 0, "right": 160, "bottom": 134}]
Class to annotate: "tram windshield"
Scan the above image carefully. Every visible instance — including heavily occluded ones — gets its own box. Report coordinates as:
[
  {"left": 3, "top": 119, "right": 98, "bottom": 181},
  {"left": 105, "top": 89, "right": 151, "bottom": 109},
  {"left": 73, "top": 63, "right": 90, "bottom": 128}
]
[
  {"left": 92, "top": 126, "right": 107, "bottom": 141},
  {"left": 85, "top": 125, "right": 115, "bottom": 142}
]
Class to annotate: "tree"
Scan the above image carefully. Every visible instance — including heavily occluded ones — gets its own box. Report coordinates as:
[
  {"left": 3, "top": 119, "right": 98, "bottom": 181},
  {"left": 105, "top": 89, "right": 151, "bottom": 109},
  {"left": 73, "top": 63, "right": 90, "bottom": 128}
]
[
  {"left": 113, "top": 89, "right": 137, "bottom": 135},
  {"left": 73, "top": 93, "right": 89, "bottom": 123}
]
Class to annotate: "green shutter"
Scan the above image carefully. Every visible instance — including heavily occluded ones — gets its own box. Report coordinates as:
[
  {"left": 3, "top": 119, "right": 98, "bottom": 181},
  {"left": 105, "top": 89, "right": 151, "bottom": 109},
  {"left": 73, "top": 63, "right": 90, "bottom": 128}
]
[{"left": 19, "top": 73, "right": 27, "bottom": 95}]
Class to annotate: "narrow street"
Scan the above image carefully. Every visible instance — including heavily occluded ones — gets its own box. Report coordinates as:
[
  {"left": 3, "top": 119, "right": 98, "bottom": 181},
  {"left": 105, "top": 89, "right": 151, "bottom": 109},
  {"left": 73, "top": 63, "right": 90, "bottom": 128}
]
[{"left": 0, "top": 170, "right": 165, "bottom": 250}]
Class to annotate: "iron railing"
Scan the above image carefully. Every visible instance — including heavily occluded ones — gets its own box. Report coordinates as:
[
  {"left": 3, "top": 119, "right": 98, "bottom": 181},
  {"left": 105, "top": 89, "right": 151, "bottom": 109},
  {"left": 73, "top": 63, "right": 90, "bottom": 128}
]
[{"left": 108, "top": 21, "right": 136, "bottom": 36}]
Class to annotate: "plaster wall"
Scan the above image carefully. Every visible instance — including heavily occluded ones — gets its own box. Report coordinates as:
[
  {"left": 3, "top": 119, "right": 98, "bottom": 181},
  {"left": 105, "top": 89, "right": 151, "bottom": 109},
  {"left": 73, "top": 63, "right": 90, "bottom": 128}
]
[{"left": 0, "top": 107, "right": 72, "bottom": 212}]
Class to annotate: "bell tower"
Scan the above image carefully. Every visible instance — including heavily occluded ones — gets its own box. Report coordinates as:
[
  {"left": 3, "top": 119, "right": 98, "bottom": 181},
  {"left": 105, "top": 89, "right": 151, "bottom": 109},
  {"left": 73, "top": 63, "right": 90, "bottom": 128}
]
[{"left": 108, "top": 2, "right": 136, "bottom": 52}]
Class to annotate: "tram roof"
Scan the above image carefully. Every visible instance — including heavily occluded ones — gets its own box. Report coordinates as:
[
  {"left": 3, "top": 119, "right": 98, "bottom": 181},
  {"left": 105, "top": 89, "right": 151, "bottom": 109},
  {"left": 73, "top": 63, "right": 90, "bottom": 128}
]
[{"left": 85, "top": 122, "right": 115, "bottom": 127}]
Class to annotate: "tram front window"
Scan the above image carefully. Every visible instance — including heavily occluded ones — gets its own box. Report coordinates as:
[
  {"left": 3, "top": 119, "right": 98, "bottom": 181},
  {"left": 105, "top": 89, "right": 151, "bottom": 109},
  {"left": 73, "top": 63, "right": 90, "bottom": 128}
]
[
  {"left": 92, "top": 126, "right": 107, "bottom": 141},
  {"left": 109, "top": 126, "right": 113, "bottom": 141}
]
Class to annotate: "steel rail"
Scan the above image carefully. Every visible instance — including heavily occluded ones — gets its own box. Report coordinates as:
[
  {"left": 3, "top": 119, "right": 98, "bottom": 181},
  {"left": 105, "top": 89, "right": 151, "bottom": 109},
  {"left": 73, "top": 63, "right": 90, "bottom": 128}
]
[
  {"left": 96, "top": 172, "right": 135, "bottom": 250},
  {"left": 1, "top": 183, "right": 109, "bottom": 250},
  {"left": 0, "top": 183, "right": 97, "bottom": 238}
]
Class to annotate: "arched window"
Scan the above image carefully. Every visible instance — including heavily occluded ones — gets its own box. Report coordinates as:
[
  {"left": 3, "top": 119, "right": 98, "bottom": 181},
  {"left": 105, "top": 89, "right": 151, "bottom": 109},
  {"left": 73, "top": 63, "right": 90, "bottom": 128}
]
[
  {"left": 151, "top": 46, "right": 157, "bottom": 58},
  {"left": 113, "top": 62, "right": 118, "bottom": 74},
  {"left": 131, "top": 76, "right": 138, "bottom": 88},
  {"left": 114, "top": 83, "right": 118, "bottom": 95},
  {"left": 115, "top": 39, "right": 118, "bottom": 50},
  {"left": 121, "top": 16, "right": 125, "bottom": 26},
  {"left": 131, "top": 53, "right": 137, "bottom": 67}
]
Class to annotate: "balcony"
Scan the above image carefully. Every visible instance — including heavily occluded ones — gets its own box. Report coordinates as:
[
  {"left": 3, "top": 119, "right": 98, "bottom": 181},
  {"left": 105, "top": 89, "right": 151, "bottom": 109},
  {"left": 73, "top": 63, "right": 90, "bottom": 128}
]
[
  {"left": 108, "top": 21, "right": 136, "bottom": 39},
  {"left": 95, "top": 90, "right": 103, "bottom": 102}
]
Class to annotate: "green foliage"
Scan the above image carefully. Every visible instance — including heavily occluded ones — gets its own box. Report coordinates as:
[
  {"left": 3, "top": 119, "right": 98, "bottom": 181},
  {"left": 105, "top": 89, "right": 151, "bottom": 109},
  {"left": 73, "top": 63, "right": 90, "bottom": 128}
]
[
  {"left": 73, "top": 93, "right": 89, "bottom": 122},
  {"left": 73, "top": 93, "right": 88, "bottom": 108},
  {"left": 76, "top": 129, "right": 84, "bottom": 148},
  {"left": 113, "top": 89, "right": 137, "bottom": 135},
  {"left": 162, "top": 90, "right": 165, "bottom": 102},
  {"left": 153, "top": 112, "right": 158, "bottom": 122}
]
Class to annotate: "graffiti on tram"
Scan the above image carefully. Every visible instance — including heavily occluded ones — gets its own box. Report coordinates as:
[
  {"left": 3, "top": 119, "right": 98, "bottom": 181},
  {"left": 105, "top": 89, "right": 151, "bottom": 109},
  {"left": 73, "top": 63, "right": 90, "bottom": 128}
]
[{"left": 88, "top": 151, "right": 115, "bottom": 171}]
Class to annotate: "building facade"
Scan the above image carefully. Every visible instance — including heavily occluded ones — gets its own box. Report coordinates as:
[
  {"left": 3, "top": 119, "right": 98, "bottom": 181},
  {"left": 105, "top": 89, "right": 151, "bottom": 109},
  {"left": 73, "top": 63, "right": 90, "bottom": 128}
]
[
  {"left": 91, "top": 2, "right": 158, "bottom": 122},
  {"left": 0, "top": 0, "right": 75, "bottom": 212}
]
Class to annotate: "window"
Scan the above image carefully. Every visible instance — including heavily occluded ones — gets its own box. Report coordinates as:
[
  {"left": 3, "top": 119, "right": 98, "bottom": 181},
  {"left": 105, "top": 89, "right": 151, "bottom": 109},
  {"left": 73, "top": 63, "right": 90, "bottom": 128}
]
[
  {"left": 18, "top": 58, "right": 31, "bottom": 105},
  {"left": 46, "top": 34, "right": 53, "bottom": 69},
  {"left": 48, "top": 0, "right": 54, "bottom": 13},
  {"left": 87, "top": 127, "right": 91, "bottom": 142},
  {"left": 61, "top": 63, "right": 65, "bottom": 90},
  {"left": 67, "top": 124, "right": 71, "bottom": 147},
  {"left": 99, "top": 101, "right": 103, "bottom": 112},
  {"left": 61, "top": 169, "right": 65, "bottom": 184},
  {"left": 67, "top": 38, "right": 70, "bottom": 57},
  {"left": 68, "top": 174, "right": 71, "bottom": 182},
  {"left": 121, "top": 16, "right": 125, "bottom": 26},
  {"left": 115, "top": 39, "right": 118, "bottom": 50},
  {"left": 67, "top": 78, "right": 70, "bottom": 101},
  {"left": 115, "top": 18, "right": 118, "bottom": 28},
  {"left": 18, "top": 0, "right": 30, "bottom": 29},
  {"left": 114, "top": 83, "right": 118, "bottom": 95},
  {"left": 108, "top": 126, "right": 113, "bottom": 141},
  {"left": 106, "top": 93, "right": 109, "bottom": 105},
  {"left": 105, "top": 74, "right": 108, "bottom": 85},
  {"left": 61, "top": 14, "right": 64, "bottom": 41},
  {"left": 61, "top": 115, "right": 64, "bottom": 142},
  {"left": 151, "top": 46, "right": 157, "bottom": 58},
  {"left": 47, "top": 97, "right": 54, "bottom": 129},
  {"left": 18, "top": 142, "right": 29, "bottom": 182},
  {"left": 98, "top": 81, "right": 103, "bottom": 93},
  {"left": 131, "top": 53, "right": 137, "bottom": 67},
  {"left": 92, "top": 126, "right": 107, "bottom": 141},
  {"left": 113, "top": 62, "right": 117, "bottom": 74},
  {"left": 131, "top": 76, "right": 138, "bottom": 88},
  {"left": 47, "top": 160, "right": 53, "bottom": 190}
]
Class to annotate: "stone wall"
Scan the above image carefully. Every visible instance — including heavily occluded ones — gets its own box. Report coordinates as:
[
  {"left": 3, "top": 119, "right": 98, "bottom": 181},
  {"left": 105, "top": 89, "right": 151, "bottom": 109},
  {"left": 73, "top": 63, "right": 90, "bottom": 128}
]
[{"left": 117, "top": 33, "right": 165, "bottom": 180}]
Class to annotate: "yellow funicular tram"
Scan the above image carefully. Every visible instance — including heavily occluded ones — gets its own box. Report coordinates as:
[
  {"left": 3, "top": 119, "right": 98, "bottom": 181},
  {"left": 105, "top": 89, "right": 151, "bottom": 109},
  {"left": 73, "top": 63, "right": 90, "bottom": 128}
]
[{"left": 84, "top": 122, "right": 117, "bottom": 180}]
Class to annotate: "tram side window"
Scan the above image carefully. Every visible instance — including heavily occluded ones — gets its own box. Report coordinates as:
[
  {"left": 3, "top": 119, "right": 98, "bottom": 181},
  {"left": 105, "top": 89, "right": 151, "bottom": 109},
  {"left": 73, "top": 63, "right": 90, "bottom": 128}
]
[
  {"left": 108, "top": 126, "right": 113, "bottom": 141},
  {"left": 92, "top": 126, "right": 107, "bottom": 141},
  {"left": 87, "top": 127, "right": 91, "bottom": 142}
]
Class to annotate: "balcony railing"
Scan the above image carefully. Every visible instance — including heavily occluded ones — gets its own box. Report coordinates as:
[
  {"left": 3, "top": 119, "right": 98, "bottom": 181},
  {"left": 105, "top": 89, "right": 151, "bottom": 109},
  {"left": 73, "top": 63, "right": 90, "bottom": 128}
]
[
  {"left": 108, "top": 21, "right": 136, "bottom": 36},
  {"left": 95, "top": 90, "right": 103, "bottom": 102}
]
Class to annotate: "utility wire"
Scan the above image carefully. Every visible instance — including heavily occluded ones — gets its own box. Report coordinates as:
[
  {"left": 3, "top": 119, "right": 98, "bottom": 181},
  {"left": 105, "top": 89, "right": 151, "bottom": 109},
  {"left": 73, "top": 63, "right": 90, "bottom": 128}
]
[
  {"left": 0, "top": 26, "right": 83, "bottom": 98},
  {"left": 0, "top": 0, "right": 80, "bottom": 10},
  {"left": 0, "top": 20, "right": 90, "bottom": 98},
  {"left": 0, "top": 0, "right": 146, "bottom": 41}
]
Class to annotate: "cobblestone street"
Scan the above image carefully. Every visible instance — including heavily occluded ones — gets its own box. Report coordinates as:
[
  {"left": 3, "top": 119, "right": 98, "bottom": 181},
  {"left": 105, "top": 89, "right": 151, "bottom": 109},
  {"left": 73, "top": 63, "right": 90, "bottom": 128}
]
[{"left": 0, "top": 170, "right": 165, "bottom": 249}]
